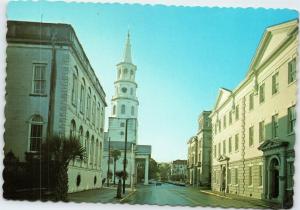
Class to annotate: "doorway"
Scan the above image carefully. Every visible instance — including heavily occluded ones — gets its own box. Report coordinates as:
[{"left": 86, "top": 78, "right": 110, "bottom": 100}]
[{"left": 269, "top": 158, "right": 279, "bottom": 198}]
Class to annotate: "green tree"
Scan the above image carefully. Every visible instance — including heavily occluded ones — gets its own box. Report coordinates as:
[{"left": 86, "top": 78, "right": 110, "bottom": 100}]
[
  {"left": 41, "top": 135, "right": 85, "bottom": 201},
  {"left": 149, "top": 158, "right": 159, "bottom": 180},
  {"left": 111, "top": 150, "right": 121, "bottom": 184}
]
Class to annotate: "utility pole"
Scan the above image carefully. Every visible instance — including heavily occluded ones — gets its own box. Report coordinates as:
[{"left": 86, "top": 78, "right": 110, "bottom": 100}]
[
  {"left": 123, "top": 119, "right": 128, "bottom": 194},
  {"left": 107, "top": 137, "right": 111, "bottom": 187}
]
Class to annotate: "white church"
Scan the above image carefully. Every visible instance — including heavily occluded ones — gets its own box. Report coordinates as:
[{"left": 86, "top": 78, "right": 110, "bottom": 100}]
[{"left": 102, "top": 32, "right": 151, "bottom": 187}]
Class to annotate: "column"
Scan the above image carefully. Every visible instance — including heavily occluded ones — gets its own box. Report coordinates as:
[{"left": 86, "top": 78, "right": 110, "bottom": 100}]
[
  {"left": 279, "top": 152, "right": 286, "bottom": 206},
  {"left": 144, "top": 156, "right": 149, "bottom": 185}
]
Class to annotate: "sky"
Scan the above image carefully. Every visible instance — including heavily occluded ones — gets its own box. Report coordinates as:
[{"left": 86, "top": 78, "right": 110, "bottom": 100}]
[{"left": 7, "top": 1, "right": 298, "bottom": 162}]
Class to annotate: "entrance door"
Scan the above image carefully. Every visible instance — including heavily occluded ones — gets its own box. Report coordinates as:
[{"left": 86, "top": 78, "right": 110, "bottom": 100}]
[
  {"left": 221, "top": 166, "right": 226, "bottom": 192},
  {"left": 270, "top": 158, "right": 279, "bottom": 198}
]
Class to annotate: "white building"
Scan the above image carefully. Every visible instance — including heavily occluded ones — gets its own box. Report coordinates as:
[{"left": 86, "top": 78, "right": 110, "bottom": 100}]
[
  {"left": 210, "top": 19, "right": 297, "bottom": 208},
  {"left": 170, "top": 160, "right": 187, "bottom": 178},
  {"left": 5, "top": 20, "right": 107, "bottom": 192},
  {"left": 102, "top": 33, "right": 151, "bottom": 186}
]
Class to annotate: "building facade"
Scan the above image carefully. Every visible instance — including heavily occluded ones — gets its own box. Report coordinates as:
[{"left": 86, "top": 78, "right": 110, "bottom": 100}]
[
  {"left": 210, "top": 20, "right": 297, "bottom": 207},
  {"left": 170, "top": 159, "right": 187, "bottom": 180},
  {"left": 5, "top": 21, "right": 107, "bottom": 192},
  {"left": 196, "top": 111, "right": 212, "bottom": 187},
  {"left": 102, "top": 33, "right": 151, "bottom": 186},
  {"left": 187, "top": 111, "right": 212, "bottom": 187}
]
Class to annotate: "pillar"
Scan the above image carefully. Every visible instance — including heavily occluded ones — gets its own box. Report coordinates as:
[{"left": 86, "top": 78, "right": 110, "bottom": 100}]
[{"left": 144, "top": 156, "right": 149, "bottom": 185}]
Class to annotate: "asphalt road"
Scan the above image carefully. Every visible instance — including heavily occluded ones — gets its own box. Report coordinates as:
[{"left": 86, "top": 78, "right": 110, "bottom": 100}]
[{"left": 123, "top": 183, "right": 271, "bottom": 208}]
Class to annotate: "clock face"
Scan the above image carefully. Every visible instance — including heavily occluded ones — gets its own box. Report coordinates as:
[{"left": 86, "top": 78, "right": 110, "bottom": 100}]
[{"left": 122, "top": 87, "right": 127, "bottom": 93}]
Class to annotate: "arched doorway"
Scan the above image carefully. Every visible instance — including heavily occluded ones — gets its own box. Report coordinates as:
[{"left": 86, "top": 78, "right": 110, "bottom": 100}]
[{"left": 269, "top": 158, "right": 280, "bottom": 199}]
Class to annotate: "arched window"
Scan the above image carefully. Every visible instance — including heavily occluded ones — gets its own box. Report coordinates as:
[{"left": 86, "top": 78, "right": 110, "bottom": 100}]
[
  {"left": 124, "top": 68, "right": 128, "bottom": 77},
  {"left": 121, "top": 104, "right": 126, "bottom": 114},
  {"left": 29, "top": 115, "right": 43, "bottom": 152},
  {"left": 71, "top": 67, "right": 78, "bottom": 106},
  {"left": 130, "top": 70, "right": 134, "bottom": 79},
  {"left": 85, "top": 131, "right": 89, "bottom": 164},
  {"left": 70, "top": 120, "right": 76, "bottom": 138},
  {"left": 90, "top": 136, "right": 94, "bottom": 167},
  {"left": 131, "top": 106, "right": 134, "bottom": 116},
  {"left": 80, "top": 78, "right": 85, "bottom": 113},
  {"left": 92, "top": 96, "right": 96, "bottom": 125},
  {"left": 79, "top": 126, "right": 83, "bottom": 146},
  {"left": 113, "top": 105, "right": 116, "bottom": 115},
  {"left": 86, "top": 88, "right": 91, "bottom": 120},
  {"left": 95, "top": 139, "right": 99, "bottom": 168}
]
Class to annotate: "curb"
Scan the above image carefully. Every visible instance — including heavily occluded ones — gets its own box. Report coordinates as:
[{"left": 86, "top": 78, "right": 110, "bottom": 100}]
[
  {"left": 200, "top": 190, "right": 233, "bottom": 200},
  {"left": 119, "top": 189, "right": 137, "bottom": 203}
]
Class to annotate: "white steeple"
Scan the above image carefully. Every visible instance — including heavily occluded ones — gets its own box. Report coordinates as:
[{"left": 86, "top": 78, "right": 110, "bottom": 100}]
[{"left": 123, "top": 31, "right": 132, "bottom": 63}]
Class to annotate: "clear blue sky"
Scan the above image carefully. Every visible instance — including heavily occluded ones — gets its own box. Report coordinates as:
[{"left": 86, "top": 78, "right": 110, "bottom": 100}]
[{"left": 7, "top": 1, "right": 298, "bottom": 162}]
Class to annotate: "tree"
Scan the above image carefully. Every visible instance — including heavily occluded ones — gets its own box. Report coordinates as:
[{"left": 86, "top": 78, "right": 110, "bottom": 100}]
[
  {"left": 111, "top": 150, "right": 121, "bottom": 185},
  {"left": 41, "top": 135, "right": 85, "bottom": 201},
  {"left": 149, "top": 158, "right": 159, "bottom": 180}
]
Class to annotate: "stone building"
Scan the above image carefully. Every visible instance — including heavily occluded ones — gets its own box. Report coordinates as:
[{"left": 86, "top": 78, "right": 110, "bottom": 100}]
[
  {"left": 210, "top": 20, "right": 297, "bottom": 207},
  {"left": 5, "top": 20, "right": 107, "bottom": 192},
  {"left": 102, "top": 32, "right": 151, "bottom": 186},
  {"left": 196, "top": 111, "right": 212, "bottom": 187},
  {"left": 170, "top": 159, "right": 187, "bottom": 180},
  {"left": 187, "top": 111, "right": 212, "bottom": 187}
]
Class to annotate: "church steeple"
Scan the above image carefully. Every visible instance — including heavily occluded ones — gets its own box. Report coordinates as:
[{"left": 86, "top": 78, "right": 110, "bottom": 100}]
[{"left": 123, "top": 31, "right": 132, "bottom": 63}]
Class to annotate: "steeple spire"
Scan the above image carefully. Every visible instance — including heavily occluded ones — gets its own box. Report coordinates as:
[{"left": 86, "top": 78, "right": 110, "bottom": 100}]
[{"left": 123, "top": 31, "right": 132, "bottom": 63}]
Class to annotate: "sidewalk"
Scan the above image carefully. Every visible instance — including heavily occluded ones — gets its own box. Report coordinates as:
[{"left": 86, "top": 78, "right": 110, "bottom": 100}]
[
  {"left": 200, "top": 190, "right": 281, "bottom": 209},
  {"left": 68, "top": 186, "right": 135, "bottom": 203}
]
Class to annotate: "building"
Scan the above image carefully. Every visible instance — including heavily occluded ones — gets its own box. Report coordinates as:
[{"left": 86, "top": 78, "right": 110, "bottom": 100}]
[
  {"left": 102, "top": 32, "right": 151, "bottom": 186},
  {"left": 196, "top": 111, "right": 212, "bottom": 187},
  {"left": 5, "top": 20, "right": 107, "bottom": 192},
  {"left": 170, "top": 159, "right": 187, "bottom": 180},
  {"left": 210, "top": 20, "right": 297, "bottom": 207},
  {"left": 187, "top": 136, "right": 198, "bottom": 186},
  {"left": 187, "top": 111, "right": 212, "bottom": 187}
]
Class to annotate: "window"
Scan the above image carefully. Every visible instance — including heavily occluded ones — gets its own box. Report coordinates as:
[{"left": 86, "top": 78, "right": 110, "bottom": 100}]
[
  {"left": 70, "top": 120, "right": 76, "bottom": 138},
  {"left": 120, "top": 122, "right": 125, "bottom": 127},
  {"left": 229, "top": 111, "right": 232, "bottom": 125},
  {"left": 288, "top": 105, "right": 296, "bottom": 134},
  {"left": 235, "top": 168, "right": 238, "bottom": 185},
  {"left": 118, "top": 69, "right": 121, "bottom": 79},
  {"left": 235, "top": 105, "right": 239, "bottom": 120},
  {"left": 272, "top": 114, "right": 279, "bottom": 138},
  {"left": 249, "top": 126, "right": 254, "bottom": 146},
  {"left": 287, "top": 161, "right": 294, "bottom": 189},
  {"left": 288, "top": 58, "right": 296, "bottom": 84},
  {"left": 131, "top": 106, "right": 135, "bottom": 116},
  {"left": 29, "top": 115, "right": 43, "bottom": 152},
  {"left": 223, "top": 140, "right": 226, "bottom": 154},
  {"left": 86, "top": 90, "right": 91, "bottom": 120},
  {"left": 235, "top": 134, "right": 239, "bottom": 151},
  {"left": 121, "top": 104, "right": 126, "bottom": 114},
  {"left": 249, "top": 166, "right": 253, "bottom": 186},
  {"left": 214, "top": 145, "right": 216, "bottom": 158},
  {"left": 32, "top": 64, "right": 46, "bottom": 94},
  {"left": 92, "top": 97, "right": 96, "bottom": 125},
  {"left": 249, "top": 93, "right": 254, "bottom": 110},
  {"left": 259, "top": 121, "right": 265, "bottom": 142},
  {"left": 71, "top": 73, "right": 78, "bottom": 106},
  {"left": 223, "top": 115, "right": 226, "bottom": 129},
  {"left": 113, "top": 105, "right": 116, "bottom": 115},
  {"left": 259, "top": 83, "right": 265, "bottom": 103},
  {"left": 272, "top": 72, "right": 279, "bottom": 95},
  {"left": 258, "top": 165, "right": 263, "bottom": 186},
  {"left": 80, "top": 84, "right": 85, "bottom": 113},
  {"left": 229, "top": 137, "right": 232, "bottom": 153}
]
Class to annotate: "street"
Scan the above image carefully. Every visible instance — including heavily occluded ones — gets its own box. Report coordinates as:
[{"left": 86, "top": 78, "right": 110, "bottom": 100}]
[{"left": 122, "top": 183, "right": 272, "bottom": 208}]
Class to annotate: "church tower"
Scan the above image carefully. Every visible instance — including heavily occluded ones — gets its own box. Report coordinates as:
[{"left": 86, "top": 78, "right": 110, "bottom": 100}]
[{"left": 111, "top": 32, "right": 139, "bottom": 119}]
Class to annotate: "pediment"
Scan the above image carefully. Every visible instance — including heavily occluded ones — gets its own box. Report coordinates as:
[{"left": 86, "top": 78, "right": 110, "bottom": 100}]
[
  {"left": 214, "top": 88, "right": 232, "bottom": 110},
  {"left": 258, "top": 139, "right": 289, "bottom": 151},
  {"left": 217, "top": 154, "right": 229, "bottom": 162},
  {"left": 247, "top": 20, "right": 298, "bottom": 76}
]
